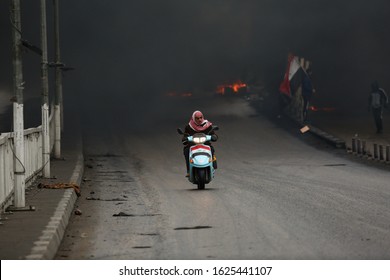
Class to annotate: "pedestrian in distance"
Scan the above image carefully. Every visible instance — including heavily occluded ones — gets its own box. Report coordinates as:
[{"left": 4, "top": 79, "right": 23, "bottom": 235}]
[
  {"left": 301, "top": 69, "right": 314, "bottom": 122},
  {"left": 368, "top": 81, "right": 388, "bottom": 133},
  {"left": 277, "top": 92, "right": 291, "bottom": 119}
]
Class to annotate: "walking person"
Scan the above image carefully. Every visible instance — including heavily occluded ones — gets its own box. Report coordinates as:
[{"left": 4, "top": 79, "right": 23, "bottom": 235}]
[
  {"left": 368, "top": 81, "right": 388, "bottom": 133},
  {"left": 302, "top": 69, "right": 314, "bottom": 122}
]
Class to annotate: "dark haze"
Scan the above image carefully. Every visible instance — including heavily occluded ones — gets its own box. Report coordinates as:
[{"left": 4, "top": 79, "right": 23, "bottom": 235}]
[{"left": 1, "top": 0, "right": 390, "bottom": 129}]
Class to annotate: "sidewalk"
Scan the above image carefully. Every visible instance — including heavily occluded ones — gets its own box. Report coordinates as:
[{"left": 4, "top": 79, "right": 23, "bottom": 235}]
[
  {"left": 308, "top": 109, "right": 390, "bottom": 158},
  {"left": 0, "top": 118, "right": 84, "bottom": 260}
]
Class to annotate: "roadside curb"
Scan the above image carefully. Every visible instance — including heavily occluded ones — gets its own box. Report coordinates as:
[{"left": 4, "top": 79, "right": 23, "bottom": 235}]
[
  {"left": 307, "top": 125, "right": 346, "bottom": 149},
  {"left": 25, "top": 154, "right": 84, "bottom": 260}
]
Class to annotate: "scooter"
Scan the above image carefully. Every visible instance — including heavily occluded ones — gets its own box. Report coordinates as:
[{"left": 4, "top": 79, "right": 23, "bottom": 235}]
[{"left": 177, "top": 126, "right": 219, "bottom": 189}]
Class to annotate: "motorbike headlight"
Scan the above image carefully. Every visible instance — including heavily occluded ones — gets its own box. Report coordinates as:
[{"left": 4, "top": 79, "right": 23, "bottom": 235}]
[{"left": 193, "top": 136, "right": 206, "bottom": 144}]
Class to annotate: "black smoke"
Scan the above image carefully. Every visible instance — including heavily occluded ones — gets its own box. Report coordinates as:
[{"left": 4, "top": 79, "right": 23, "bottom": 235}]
[{"left": 1, "top": 0, "right": 390, "bottom": 129}]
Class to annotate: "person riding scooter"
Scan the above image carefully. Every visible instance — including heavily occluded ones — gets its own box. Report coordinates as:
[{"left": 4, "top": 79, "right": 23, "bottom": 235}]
[{"left": 182, "top": 110, "right": 218, "bottom": 177}]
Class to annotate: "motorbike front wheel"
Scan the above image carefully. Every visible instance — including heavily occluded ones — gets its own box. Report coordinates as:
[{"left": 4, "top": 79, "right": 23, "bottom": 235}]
[{"left": 196, "top": 168, "right": 206, "bottom": 190}]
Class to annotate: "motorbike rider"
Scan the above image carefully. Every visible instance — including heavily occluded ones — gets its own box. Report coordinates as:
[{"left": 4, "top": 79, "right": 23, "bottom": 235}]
[{"left": 182, "top": 110, "right": 218, "bottom": 177}]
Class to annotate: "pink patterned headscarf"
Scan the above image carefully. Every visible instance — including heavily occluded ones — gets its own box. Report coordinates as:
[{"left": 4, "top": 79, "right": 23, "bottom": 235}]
[{"left": 188, "top": 110, "right": 212, "bottom": 132}]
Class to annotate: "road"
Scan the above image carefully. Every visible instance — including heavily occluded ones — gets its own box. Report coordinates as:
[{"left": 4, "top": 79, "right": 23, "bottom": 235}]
[{"left": 55, "top": 96, "right": 390, "bottom": 259}]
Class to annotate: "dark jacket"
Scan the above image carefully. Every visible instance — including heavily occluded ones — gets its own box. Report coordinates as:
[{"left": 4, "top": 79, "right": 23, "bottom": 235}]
[
  {"left": 302, "top": 74, "right": 313, "bottom": 100},
  {"left": 369, "top": 88, "right": 388, "bottom": 110}
]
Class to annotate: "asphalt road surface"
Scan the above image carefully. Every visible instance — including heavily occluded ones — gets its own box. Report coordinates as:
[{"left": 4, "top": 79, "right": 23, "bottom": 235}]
[{"left": 56, "top": 96, "right": 390, "bottom": 260}]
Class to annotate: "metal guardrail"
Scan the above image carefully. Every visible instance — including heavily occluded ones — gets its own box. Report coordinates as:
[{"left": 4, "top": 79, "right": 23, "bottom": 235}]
[
  {"left": 0, "top": 133, "right": 14, "bottom": 213},
  {"left": 0, "top": 107, "right": 54, "bottom": 212}
]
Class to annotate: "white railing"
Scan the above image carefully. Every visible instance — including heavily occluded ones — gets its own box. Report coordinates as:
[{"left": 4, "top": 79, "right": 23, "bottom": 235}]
[
  {"left": 0, "top": 133, "right": 14, "bottom": 212},
  {"left": 0, "top": 107, "right": 54, "bottom": 212}
]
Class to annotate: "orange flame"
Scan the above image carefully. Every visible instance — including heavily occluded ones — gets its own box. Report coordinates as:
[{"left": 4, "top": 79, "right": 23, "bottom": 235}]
[{"left": 216, "top": 81, "right": 247, "bottom": 95}]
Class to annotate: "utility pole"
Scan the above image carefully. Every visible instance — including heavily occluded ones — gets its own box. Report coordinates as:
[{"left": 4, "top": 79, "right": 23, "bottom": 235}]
[
  {"left": 40, "top": 0, "right": 50, "bottom": 177},
  {"left": 10, "top": 0, "right": 25, "bottom": 207},
  {"left": 53, "top": 0, "right": 62, "bottom": 158}
]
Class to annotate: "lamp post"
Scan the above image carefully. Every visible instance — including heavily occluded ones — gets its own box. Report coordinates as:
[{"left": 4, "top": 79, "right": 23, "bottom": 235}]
[
  {"left": 53, "top": 0, "right": 62, "bottom": 158},
  {"left": 40, "top": 0, "right": 50, "bottom": 177},
  {"left": 10, "top": 0, "right": 25, "bottom": 207}
]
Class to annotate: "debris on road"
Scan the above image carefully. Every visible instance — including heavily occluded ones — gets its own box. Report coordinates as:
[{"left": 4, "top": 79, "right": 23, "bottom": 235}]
[{"left": 38, "top": 182, "right": 81, "bottom": 196}]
